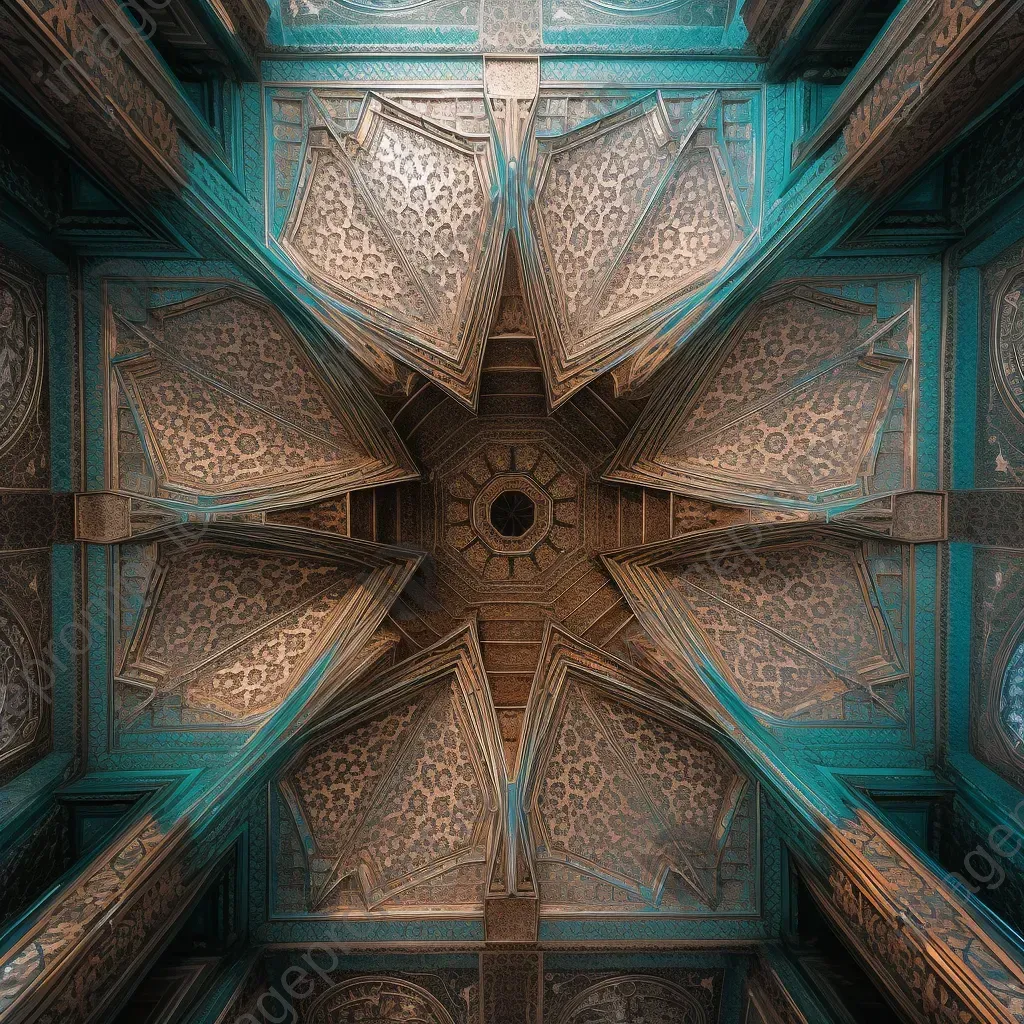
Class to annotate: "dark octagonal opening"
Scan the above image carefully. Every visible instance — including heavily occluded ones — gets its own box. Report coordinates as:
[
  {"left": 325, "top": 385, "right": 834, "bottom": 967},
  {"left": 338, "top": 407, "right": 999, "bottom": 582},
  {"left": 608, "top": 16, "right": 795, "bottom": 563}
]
[{"left": 489, "top": 490, "right": 536, "bottom": 537}]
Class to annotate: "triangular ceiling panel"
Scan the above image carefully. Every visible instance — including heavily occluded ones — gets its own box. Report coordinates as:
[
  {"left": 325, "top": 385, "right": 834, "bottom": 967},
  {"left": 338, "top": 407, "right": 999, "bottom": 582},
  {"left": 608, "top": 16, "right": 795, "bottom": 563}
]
[
  {"left": 521, "top": 91, "right": 749, "bottom": 407},
  {"left": 110, "top": 287, "right": 416, "bottom": 509},
  {"left": 115, "top": 530, "right": 420, "bottom": 733},
  {"left": 606, "top": 527, "right": 909, "bottom": 726},
  {"left": 278, "top": 625, "right": 505, "bottom": 914},
  {"left": 517, "top": 626, "right": 751, "bottom": 912},
  {"left": 607, "top": 284, "right": 914, "bottom": 505},
  {"left": 281, "top": 95, "right": 506, "bottom": 409}
]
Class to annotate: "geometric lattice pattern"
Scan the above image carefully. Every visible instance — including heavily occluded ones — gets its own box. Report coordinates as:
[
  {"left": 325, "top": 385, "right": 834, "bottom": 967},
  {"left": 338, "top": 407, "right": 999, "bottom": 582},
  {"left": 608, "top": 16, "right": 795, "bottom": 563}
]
[{"left": 608, "top": 284, "right": 914, "bottom": 506}]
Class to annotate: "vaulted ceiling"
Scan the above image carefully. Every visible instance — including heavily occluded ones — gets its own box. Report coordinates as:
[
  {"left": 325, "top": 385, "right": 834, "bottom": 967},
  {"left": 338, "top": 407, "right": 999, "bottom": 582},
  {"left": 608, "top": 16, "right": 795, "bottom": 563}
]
[{"left": 3, "top": 1, "right": 1024, "bottom": 1022}]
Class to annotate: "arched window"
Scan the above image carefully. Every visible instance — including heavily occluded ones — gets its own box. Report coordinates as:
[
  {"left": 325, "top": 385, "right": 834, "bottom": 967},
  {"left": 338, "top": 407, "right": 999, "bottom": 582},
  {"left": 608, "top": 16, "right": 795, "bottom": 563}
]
[{"left": 1000, "top": 636, "right": 1024, "bottom": 747}]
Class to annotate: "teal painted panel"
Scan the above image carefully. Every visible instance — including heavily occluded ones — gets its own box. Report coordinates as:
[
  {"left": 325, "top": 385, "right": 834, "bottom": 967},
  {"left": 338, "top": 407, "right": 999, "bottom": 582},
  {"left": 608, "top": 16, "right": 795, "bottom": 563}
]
[
  {"left": 953, "top": 266, "right": 979, "bottom": 490},
  {"left": 46, "top": 275, "right": 72, "bottom": 494},
  {"left": 947, "top": 542, "right": 975, "bottom": 755},
  {"left": 50, "top": 544, "right": 76, "bottom": 754},
  {"left": 262, "top": 59, "right": 484, "bottom": 82}
]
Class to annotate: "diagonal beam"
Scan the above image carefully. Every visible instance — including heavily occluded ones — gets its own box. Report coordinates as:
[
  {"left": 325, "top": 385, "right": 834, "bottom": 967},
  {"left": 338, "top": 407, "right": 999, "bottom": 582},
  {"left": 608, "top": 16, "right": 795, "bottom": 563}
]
[
  {"left": 615, "top": 0, "right": 1024, "bottom": 399},
  {"left": 606, "top": 531, "right": 1024, "bottom": 1024},
  {"left": 0, "top": 0, "right": 415, "bottom": 397},
  {"left": 0, "top": 528, "right": 419, "bottom": 1024}
]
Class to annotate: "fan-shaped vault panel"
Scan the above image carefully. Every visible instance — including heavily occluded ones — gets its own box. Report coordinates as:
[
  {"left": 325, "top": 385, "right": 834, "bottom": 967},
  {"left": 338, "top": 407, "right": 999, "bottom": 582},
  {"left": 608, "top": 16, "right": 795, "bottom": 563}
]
[
  {"left": 608, "top": 283, "right": 915, "bottom": 506},
  {"left": 107, "top": 286, "right": 416, "bottom": 509}
]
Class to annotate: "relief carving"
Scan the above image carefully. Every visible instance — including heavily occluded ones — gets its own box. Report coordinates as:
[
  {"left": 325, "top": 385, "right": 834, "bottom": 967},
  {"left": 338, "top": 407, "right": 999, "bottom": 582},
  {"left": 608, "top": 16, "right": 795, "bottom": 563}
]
[
  {"left": 993, "top": 264, "right": 1024, "bottom": 423},
  {"left": 518, "top": 627, "right": 753, "bottom": 914},
  {"left": 607, "top": 527, "right": 910, "bottom": 725},
  {"left": 308, "top": 977, "right": 457, "bottom": 1024},
  {"left": 0, "top": 247, "right": 47, "bottom": 489},
  {"left": 109, "top": 286, "right": 416, "bottom": 508},
  {"left": 278, "top": 626, "right": 504, "bottom": 915},
  {"left": 522, "top": 91, "right": 748, "bottom": 406},
  {"left": 116, "top": 538, "right": 372, "bottom": 732},
  {"left": 0, "top": 550, "right": 50, "bottom": 784},
  {"left": 608, "top": 283, "right": 914, "bottom": 506},
  {"left": 282, "top": 95, "right": 504, "bottom": 408}
]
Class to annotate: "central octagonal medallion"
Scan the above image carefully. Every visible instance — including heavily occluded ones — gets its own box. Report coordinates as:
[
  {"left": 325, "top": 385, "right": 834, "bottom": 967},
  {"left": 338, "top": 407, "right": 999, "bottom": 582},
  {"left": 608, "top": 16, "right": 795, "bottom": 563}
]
[
  {"left": 473, "top": 474, "right": 551, "bottom": 553},
  {"left": 432, "top": 430, "right": 586, "bottom": 592}
]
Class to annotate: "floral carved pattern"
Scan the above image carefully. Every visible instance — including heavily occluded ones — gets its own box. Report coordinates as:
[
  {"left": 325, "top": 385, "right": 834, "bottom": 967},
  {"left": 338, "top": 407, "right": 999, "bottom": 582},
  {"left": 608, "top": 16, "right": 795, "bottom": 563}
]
[
  {"left": 993, "top": 265, "right": 1024, "bottom": 423},
  {"left": 0, "top": 246, "right": 47, "bottom": 488},
  {"left": 524, "top": 92, "right": 747, "bottom": 406},
  {"left": 279, "top": 627, "right": 504, "bottom": 914},
  {"left": 282, "top": 96, "right": 503, "bottom": 408},
  {"left": 518, "top": 629, "right": 754, "bottom": 915},
  {"left": 118, "top": 541, "right": 366, "bottom": 728},
  {"left": 110, "top": 287, "right": 415, "bottom": 508},
  {"left": 308, "top": 977, "right": 457, "bottom": 1024},
  {"left": 608, "top": 284, "right": 914, "bottom": 505}
]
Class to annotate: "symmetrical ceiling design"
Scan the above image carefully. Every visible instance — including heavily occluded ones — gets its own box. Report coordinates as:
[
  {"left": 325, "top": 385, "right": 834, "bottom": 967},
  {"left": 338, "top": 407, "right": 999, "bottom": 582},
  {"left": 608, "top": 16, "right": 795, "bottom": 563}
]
[
  {"left": 271, "top": 72, "right": 757, "bottom": 408},
  {"left": 107, "top": 286, "right": 416, "bottom": 508},
  {"left": 17, "top": 0, "right": 1024, "bottom": 1007},
  {"left": 607, "top": 526, "right": 910, "bottom": 725},
  {"left": 274, "top": 622, "right": 758, "bottom": 922},
  {"left": 608, "top": 283, "right": 915, "bottom": 505},
  {"left": 278, "top": 625, "right": 503, "bottom": 915}
]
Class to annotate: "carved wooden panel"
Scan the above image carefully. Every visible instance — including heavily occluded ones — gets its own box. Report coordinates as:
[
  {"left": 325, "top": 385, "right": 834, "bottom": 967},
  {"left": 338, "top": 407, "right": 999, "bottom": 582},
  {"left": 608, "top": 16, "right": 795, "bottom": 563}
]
[
  {"left": 542, "top": 967, "right": 722, "bottom": 1024},
  {"left": 108, "top": 286, "right": 415, "bottom": 508},
  {"left": 115, "top": 538, "right": 370, "bottom": 734},
  {"left": 0, "top": 245, "right": 48, "bottom": 490},
  {"left": 282, "top": 95, "right": 504, "bottom": 408},
  {"left": 969, "top": 546, "right": 1024, "bottom": 791},
  {"left": 0, "top": 549, "right": 51, "bottom": 785},
  {"left": 272, "top": 85, "right": 757, "bottom": 409},
  {"left": 276, "top": 627, "right": 504, "bottom": 916},
  {"left": 517, "top": 628, "right": 756, "bottom": 916},
  {"left": 607, "top": 527, "right": 910, "bottom": 726},
  {"left": 523, "top": 92, "right": 748, "bottom": 406},
  {"left": 979, "top": 255, "right": 1024, "bottom": 486},
  {"left": 609, "top": 283, "right": 914, "bottom": 506},
  {"left": 308, "top": 977, "right": 457, "bottom": 1024}
]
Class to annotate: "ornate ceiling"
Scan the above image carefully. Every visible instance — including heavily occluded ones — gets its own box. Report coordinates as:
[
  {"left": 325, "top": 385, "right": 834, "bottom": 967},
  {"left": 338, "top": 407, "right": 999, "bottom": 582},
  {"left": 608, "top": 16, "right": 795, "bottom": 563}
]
[
  {"left": 4, "top": 1, "right": 1024, "bottom": 1022},
  {"left": 271, "top": 63, "right": 757, "bottom": 408}
]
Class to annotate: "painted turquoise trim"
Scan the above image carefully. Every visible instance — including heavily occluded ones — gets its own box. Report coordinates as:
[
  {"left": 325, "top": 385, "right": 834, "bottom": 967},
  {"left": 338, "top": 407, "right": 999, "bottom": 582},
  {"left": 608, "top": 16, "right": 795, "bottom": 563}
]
[
  {"left": 261, "top": 59, "right": 484, "bottom": 83},
  {"left": 541, "top": 26, "right": 744, "bottom": 53},
  {"left": 255, "top": 918, "right": 483, "bottom": 943},
  {"left": 961, "top": 193, "right": 1024, "bottom": 268},
  {"left": 50, "top": 544, "right": 76, "bottom": 754},
  {"left": 45, "top": 275, "right": 72, "bottom": 493},
  {"left": 912, "top": 544, "right": 939, "bottom": 763},
  {"left": 954, "top": 266, "right": 980, "bottom": 490},
  {"left": 273, "top": 25, "right": 478, "bottom": 49},
  {"left": 85, "top": 543, "right": 110, "bottom": 767},
  {"left": 241, "top": 83, "right": 266, "bottom": 212},
  {"left": 539, "top": 57, "right": 763, "bottom": 84},
  {"left": 83, "top": 273, "right": 106, "bottom": 493},
  {"left": 0, "top": 752, "right": 73, "bottom": 845},
  {"left": 538, "top": 916, "right": 767, "bottom": 942},
  {"left": 947, "top": 542, "right": 975, "bottom": 756}
]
